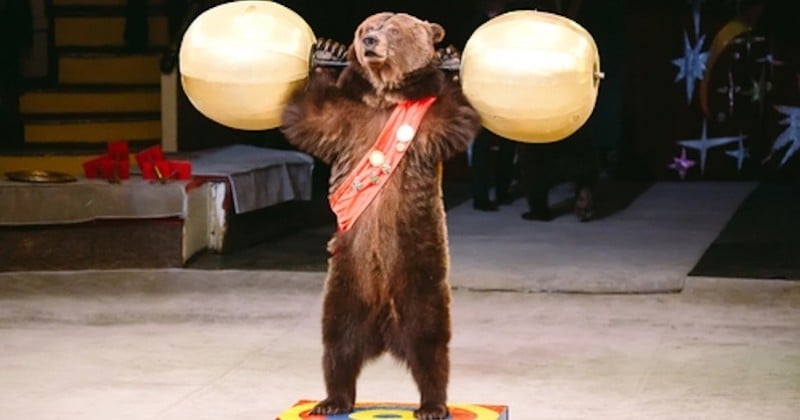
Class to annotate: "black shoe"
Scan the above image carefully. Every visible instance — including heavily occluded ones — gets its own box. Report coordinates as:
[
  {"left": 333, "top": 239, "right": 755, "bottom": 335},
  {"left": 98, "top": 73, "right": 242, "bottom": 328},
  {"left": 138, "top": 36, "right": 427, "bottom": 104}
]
[
  {"left": 521, "top": 210, "right": 553, "bottom": 221},
  {"left": 473, "top": 199, "right": 499, "bottom": 211},
  {"left": 496, "top": 195, "right": 514, "bottom": 205}
]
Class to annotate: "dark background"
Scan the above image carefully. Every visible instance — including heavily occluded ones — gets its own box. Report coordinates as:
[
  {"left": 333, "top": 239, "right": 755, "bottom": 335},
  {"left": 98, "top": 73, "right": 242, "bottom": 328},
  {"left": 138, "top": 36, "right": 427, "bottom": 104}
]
[
  {"left": 175, "top": 0, "right": 800, "bottom": 182},
  {"left": 2, "top": 0, "right": 797, "bottom": 181}
]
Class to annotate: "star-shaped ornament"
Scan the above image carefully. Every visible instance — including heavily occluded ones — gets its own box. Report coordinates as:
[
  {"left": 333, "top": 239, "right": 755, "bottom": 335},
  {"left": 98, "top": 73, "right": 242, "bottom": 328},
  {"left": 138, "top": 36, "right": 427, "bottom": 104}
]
[
  {"left": 689, "top": 0, "right": 705, "bottom": 37},
  {"left": 766, "top": 105, "right": 800, "bottom": 167},
  {"left": 724, "top": 136, "right": 749, "bottom": 172},
  {"left": 757, "top": 53, "right": 783, "bottom": 79},
  {"left": 731, "top": 33, "right": 766, "bottom": 58},
  {"left": 716, "top": 70, "right": 741, "bottom": 115},
  {"left": 672, "top": 31, "right": 709, "bottom": 104},
  {"left": 740, "top": 69, "right": 772, "bottom": 104},
  {"left": 669, "top": 148, "right": 696, "bottom": 180},
  {"left": 678, "top": 120, "right": 745, "bottom": 174}
]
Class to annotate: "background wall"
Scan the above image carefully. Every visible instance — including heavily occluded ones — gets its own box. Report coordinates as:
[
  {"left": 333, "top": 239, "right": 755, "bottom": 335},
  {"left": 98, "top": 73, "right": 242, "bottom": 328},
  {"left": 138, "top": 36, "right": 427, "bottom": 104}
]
[{"left": 177, "top": 0, "right": 798, "bottom": 181}]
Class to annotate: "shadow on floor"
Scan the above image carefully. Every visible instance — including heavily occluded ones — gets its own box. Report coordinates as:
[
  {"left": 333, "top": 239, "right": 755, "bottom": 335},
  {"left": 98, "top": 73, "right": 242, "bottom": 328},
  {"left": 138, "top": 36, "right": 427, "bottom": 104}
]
[{"left": 187, "top": 179, "right": 651, "bottom": 271}]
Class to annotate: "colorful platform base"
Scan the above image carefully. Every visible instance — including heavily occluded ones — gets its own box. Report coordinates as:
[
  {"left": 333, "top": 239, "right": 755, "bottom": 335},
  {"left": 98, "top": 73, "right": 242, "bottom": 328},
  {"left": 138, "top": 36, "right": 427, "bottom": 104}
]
[{"left": 277, "top": 400, "right": 509, "bottom": 419}]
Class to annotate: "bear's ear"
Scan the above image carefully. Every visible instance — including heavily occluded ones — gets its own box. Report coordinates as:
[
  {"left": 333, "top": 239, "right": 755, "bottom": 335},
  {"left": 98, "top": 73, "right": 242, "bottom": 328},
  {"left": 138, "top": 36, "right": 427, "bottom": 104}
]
[{"left": 429, "top": 22, "right": 445, "bottom": 44}]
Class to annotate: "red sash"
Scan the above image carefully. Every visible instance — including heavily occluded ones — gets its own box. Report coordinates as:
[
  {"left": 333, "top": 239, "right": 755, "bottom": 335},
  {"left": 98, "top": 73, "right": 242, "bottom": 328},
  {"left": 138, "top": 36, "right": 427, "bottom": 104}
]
[{"left": 329, "top": 97, "right": 437, "bottom": 232}]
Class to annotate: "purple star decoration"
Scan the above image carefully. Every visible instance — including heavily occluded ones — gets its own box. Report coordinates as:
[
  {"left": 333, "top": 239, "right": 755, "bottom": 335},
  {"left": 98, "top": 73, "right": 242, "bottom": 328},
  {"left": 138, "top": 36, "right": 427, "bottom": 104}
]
[{"left": 669, "top": 148, "right": 696, "bottom": 180}]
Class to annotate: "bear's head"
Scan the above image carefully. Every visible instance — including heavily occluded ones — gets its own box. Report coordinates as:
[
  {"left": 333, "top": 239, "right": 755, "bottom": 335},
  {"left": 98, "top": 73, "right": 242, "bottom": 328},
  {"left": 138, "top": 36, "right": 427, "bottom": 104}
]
[{"left": 350, "top": 12, "right": 445, "bottom": 91}]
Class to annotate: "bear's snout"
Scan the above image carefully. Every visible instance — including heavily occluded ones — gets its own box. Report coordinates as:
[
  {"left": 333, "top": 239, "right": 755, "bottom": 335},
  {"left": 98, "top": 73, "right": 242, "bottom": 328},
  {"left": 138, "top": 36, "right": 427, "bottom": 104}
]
[
  {"left": 362, "top": 35, "right": 379, "bottom": 48},
  {"left": 360, "top": 32, "right": 386, "bottom": 59}
]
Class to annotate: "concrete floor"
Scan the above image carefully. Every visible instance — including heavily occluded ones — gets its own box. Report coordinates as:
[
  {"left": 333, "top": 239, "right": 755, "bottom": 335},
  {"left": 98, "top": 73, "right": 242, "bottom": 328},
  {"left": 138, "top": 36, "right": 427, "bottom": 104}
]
[
  {"left": 1, "top": 181, "right": 798, "bottom": 419},
  {"left": 0, "top": 271, "right": 798, "bottom": 419}
]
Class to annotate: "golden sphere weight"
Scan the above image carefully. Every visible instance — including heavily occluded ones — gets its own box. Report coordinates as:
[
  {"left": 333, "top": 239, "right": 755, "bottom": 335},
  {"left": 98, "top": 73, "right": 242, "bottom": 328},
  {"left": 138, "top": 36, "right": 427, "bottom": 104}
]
[
  {"left": 179, "top": 1, "right": 315, "bottom": 130},
  {"left": 461, "top": 11, "right": 602, "bottom": 143}
]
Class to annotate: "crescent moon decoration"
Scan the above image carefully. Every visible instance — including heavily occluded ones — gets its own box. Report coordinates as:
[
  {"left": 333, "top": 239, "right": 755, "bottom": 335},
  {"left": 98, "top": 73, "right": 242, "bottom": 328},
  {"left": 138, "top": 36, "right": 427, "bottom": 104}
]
[{"left": 672, "top": 31, "right": 709, "bottom": 105}]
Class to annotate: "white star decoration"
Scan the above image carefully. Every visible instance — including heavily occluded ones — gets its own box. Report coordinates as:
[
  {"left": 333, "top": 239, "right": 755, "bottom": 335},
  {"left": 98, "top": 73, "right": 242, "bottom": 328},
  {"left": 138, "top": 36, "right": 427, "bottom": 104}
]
[
  {"left": 757, "top": 53, "right": 783, "bottom": 78},
  {"left": 672, "top": 32, "right": 709, "bottom": 104},
  {"left": 731, "top": 34, "right": 766, "bottom": 58},
  {"left": 769, "top": 105, "right": 800, "bottom": 167},
  {"left": 724, "top": 136, "right": 749, "bottom": 172},
  {"left": 740, "top": 69, "right": 772, "bottom": 105},
  {"left": 691, "top": 0, "right": 704, "bottom": 37},
  {"left": 716, "top": 70, "right": 741, "bottom": 115},
  {"left": 678, "top": 120, "right": 744, "bottom": 174}
]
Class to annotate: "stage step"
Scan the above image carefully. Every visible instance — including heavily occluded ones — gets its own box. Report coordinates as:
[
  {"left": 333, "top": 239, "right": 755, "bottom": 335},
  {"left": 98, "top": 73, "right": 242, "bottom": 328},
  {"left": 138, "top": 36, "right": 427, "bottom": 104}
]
[
  {"left": 23, "top": 112, "right": 161, "bottom": 144},
  {"left": 0, "top": 155, "right": 96, "bottom": 175},
  {"left": 11, "top": 0, "right": 168, "bottom": 169},
  {"left": 53, "top": 0, "right": 164, "bottom": 6},
  {"left": 58, "top": 50, "right": 161, "bottom": 85},
  {"left": 54, "top": 15, "right": 169, "bottom": 48},
  {"left": 20, "top": 86, "right": 160, "bottom": 114},
  {"left": 0, "top": 140, "right": 159, "bottom": 174}
]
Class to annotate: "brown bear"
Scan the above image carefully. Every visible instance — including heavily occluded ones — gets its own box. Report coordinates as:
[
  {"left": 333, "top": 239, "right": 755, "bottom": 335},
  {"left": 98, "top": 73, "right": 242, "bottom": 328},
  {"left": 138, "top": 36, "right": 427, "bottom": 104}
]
[{"left": 280, "top": 12, "right": 481, "bottom": 420}]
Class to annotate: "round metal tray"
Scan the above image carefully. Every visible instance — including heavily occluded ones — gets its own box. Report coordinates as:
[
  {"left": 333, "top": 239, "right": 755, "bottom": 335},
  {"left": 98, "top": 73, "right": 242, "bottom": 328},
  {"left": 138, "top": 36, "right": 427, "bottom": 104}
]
[{"left": 5, "top": 170, "right": 78, "bottom": 183}]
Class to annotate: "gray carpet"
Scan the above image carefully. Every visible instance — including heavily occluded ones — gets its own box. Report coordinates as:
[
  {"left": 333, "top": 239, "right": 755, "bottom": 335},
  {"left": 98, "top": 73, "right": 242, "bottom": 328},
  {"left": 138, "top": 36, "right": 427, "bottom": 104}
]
[
  {"left": 446, "top": 181, "right": 756, "bottom": 293},
  {"left": 189, "top": 181, "right": 755, "bottom": 294}
]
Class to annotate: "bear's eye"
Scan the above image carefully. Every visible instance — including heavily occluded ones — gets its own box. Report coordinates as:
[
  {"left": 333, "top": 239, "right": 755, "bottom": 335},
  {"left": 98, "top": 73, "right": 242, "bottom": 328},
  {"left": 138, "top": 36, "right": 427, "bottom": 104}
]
[{"left": 388, "top": 27, "right": 400, "bottom": 36}]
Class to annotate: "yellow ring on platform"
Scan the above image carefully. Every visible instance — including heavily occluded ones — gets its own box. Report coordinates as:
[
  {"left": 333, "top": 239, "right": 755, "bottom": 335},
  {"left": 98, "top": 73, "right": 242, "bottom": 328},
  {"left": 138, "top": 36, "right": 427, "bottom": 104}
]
[
  {"left": 276, "top": 401, "right": 501, "bottom": 419},
  {"left": 349, "top": 408, "right": 415, "bottom": 419}
]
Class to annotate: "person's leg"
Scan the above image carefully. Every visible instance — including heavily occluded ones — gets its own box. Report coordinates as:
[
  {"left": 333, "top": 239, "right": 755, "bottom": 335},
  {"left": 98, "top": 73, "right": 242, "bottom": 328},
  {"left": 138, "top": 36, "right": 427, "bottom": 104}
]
[
  {"left": 518, "top": 143, "right": 554, "bottom": 221},
  {"left": 470, "top": 130, "right": 498, "bottom": 211},
  {"left": 495, "top": 138, "right": 517, "bottom": 204},
  {"left": 567, "top": 137, "right": 600, "bottom": 222}
]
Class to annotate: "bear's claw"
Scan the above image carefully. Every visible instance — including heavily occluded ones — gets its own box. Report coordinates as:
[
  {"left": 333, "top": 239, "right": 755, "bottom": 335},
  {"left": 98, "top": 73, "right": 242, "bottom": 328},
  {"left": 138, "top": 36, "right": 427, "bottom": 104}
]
[
  {"left": 310, "top": 398, "right": 354, "bottom": 415},
  {"left": 414, "top": 402, "right": 450, "bottom": 419}
]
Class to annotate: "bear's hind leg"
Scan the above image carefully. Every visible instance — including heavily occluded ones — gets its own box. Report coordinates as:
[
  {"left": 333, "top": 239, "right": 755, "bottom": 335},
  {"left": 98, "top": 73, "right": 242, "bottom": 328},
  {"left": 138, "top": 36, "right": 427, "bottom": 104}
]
[
  {"left": 311, "top": 344, "right": 361, "bottom": 415},
  {"left": 312, "top": 284, "right": 378, "bottom": 415},
  {"left": 407, "top": 330, "right": 450, "bottom": 419},
  {"left": 392, "top": 298, "right": 451, "bottom": 419}
]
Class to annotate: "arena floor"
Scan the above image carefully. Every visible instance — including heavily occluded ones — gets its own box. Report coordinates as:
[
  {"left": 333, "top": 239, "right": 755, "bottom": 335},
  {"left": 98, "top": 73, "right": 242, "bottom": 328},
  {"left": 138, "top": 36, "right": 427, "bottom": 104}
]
[{"left": 1, "top": 181, "right": 798, "bottom": 419}]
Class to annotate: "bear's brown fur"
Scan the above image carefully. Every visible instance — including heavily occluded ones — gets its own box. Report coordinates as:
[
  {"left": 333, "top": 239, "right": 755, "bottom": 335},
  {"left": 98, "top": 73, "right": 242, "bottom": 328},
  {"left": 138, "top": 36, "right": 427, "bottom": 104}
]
[{"left": 280, "top": 12, "right": 481, "bottom": 420}]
